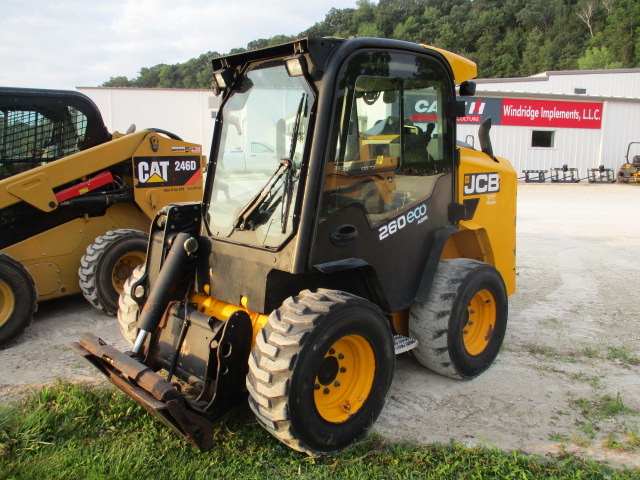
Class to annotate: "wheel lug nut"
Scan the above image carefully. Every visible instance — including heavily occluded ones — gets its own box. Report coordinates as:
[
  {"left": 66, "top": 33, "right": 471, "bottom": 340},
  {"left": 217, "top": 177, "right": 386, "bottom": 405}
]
[
  {"left": 323, "top": 387, "right": 330, "bottom": 394},
  {"left": 463, "top": 329, "right": 468, "bottom": 334},
  {"left": 338, "top": 353, "right": 344, "bottom": 360},
  {"left": 334, "top": 381, "right": 340, "bottom": 387},
  {"left": 314, "top": 383, "right": 320, "bottom": 390},
  {"left": 340, "top": 367, "right": 346, "bottom": 373}
]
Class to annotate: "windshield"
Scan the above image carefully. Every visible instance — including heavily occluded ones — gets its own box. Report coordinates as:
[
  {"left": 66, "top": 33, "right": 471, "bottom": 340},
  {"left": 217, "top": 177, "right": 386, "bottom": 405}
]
[{"left": 206, "top": 61, "right": 314, "bottom": 248}]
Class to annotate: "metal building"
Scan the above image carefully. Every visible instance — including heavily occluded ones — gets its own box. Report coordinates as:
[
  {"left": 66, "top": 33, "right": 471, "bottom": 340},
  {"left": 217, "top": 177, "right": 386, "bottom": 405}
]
[
  {"left": 80, "top": 68, "right": 640, "bottom": 180},
  {"left": 457, "top": 69, "right": 640, "bottom": 179},
  {"left": 77, "top": 87, "right": 220, "bottom": 155}
]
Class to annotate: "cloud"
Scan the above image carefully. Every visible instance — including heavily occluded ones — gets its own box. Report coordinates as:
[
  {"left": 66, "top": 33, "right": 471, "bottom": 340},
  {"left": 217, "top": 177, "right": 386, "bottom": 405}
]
[{"left": 0, "top": 0, "right": 360, "bottom": 89}]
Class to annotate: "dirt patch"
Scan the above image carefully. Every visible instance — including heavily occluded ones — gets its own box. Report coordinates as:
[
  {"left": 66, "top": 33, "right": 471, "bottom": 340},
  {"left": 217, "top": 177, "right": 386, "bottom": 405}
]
[{"left": 1, "top": 183, "right": 639, "bottom": 467}]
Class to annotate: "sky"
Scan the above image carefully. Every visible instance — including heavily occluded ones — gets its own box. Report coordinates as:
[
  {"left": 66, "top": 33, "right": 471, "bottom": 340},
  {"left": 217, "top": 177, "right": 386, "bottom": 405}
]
[{"left": 0, "top": 0, "right": 361, "bottom": 90}]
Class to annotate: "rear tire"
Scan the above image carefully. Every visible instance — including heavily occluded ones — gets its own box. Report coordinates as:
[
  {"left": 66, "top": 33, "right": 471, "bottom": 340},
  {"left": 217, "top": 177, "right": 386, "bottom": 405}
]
[
  {"left": 79, "top": 229, "right": 148, "bottom": 315},
  {"left": 409, "top": 259, "right": 508, "bottom": 379},
  {"left": 117, "top": 264, "right": 145, "bottom": 345},
  {"left": 247, "top": 289, "right": 395, "bottom": 456},
  {"left": 0, "top": 253, "right": 37, "bottom": 348}
]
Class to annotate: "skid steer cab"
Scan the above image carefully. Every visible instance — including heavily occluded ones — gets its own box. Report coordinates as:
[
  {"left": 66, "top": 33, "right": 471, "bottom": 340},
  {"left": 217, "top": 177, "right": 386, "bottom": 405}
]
[{"left": 72, "top": 37, "right": 517, "bottom": 456}]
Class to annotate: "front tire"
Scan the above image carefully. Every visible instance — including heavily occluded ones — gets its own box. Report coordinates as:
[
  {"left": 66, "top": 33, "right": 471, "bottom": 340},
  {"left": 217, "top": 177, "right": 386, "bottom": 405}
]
[
  {"left": 409, "top": 259, "right": 508, "bottom": 379},
  {"left": 117, "top": 264, "right": 145, "bottom": 345},
  {"left": 79, "top": 229, "right": 148, "bottom": 315},
  {"left": 0, "top": 253, "right": 37, "bottom": 348},
  {"left": 247, "top": 289, "right": 395, "bottom": 456}
]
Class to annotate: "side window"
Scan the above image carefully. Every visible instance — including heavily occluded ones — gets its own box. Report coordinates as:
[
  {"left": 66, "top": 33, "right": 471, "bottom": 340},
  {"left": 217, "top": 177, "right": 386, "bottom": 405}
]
[
  {"left": 0, "top": 106, "right": 88, "bottom": 178},
  {"left": 321, "top": 51, "right": 453, "bottom": 226}
]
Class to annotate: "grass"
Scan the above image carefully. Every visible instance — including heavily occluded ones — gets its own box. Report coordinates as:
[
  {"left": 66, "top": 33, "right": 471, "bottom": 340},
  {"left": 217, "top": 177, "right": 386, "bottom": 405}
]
[
  {"left": 1, "top": 382, "right": 640, "bottom": 480},
  {"left": 523, "top": 342, "right": 639, "bottom": 369},
  {"left": 570, "top": 392, "right": 640, "bottom": 449},
  {"left": 607, "top": 347, "right": 640, "bottom": 367}
]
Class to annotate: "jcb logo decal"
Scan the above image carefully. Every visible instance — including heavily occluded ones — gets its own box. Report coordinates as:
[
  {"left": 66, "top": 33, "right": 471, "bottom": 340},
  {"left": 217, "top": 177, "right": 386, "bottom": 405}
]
[
  {"left": 464, "top": 172, "right": 500, "bottom": 196},
  {"left": 138, "top": 160, "right": 170, "bottom": 184}
]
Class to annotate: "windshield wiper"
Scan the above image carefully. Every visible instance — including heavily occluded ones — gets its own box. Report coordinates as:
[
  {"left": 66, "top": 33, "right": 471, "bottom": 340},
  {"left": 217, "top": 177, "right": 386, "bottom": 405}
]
[
  {"left": 233, "top": 161, "right": 290, "bottom": 231},
  {"left": 234, "top": 93, "right": 308, "bottom": 233},
  {"left": 280, "top": 93, "right": 307, "bottom": 233}
]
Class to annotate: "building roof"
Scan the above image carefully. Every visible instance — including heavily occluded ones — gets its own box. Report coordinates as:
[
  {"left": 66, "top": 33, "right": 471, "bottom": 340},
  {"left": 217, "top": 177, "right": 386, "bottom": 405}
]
[{"left": 475, "top": 68, "right": 640, "bottom": 101}]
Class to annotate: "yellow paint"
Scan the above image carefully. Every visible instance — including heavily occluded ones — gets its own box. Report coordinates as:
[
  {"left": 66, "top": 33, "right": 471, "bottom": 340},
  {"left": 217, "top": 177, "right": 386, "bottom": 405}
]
[
  {"left": 0, "top": 278, "right": 15, "bottom": 327},
  {"left": 391, "top": 310, "right": 409, "bottom": 336},
  {"left": 0, "top": 130, "right": 205, "bottom": 303},
  {"left": 313, "top": 334, "right": 375, "bottom": 423},
  {"left": 1, "top": 203, "right": 149, "bottom": 300},
  {"left": 190, "top": 292, "right": 269, "bottom": 346},
  {"left": 421, "top": 45, "right": 478, "bottom": 84},
  {"left": 463, "top": 289, "right": 496, "bottom": 355},
  {"left": 445, "top": 147, "right": 517, "bottom": 295}
]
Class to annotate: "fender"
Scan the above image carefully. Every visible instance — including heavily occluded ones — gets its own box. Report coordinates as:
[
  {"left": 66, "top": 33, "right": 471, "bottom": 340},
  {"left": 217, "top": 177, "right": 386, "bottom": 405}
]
[{"left": 414, "top": 225, "right": 458, "bottom": 303}]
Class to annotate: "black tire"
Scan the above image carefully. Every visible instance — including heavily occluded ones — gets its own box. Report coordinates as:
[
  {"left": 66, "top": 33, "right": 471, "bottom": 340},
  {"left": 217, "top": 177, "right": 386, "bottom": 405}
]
[
  {"left": 0, "top": 253, "right": 37, "bottom": 348},
  {"left": 409, "top": 259, "right": 508, "bottom": 379},
  {"left": 78, "top": 229, "right": 148, "bottom": 315},
  {"left": 117, "top": 264, "right": 145, "bottom": 345},
  {"left": 247, "top": 289, "right": 395, "bottom": 456}
]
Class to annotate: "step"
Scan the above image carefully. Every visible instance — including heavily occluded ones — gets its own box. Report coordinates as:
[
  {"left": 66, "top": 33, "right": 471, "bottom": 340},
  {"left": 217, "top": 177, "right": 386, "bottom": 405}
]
[{"left": 393, "top": 334, "right": 418, "bottom": 355}]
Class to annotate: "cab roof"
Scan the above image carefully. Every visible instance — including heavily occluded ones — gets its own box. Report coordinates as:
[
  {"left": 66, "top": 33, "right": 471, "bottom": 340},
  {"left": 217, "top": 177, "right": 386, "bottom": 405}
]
[{"left": 211, "top": 37, "right": 477, "bottom": 85}]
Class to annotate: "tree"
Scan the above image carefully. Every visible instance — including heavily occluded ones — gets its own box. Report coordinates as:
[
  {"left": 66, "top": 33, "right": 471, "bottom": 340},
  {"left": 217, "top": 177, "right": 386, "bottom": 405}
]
[
  {"left": 102, "top": 76, "right": 132, "bottom": 87},
  {"left": 578, "top": 46, "right": 623, "bottom": 69},
  {"left": 99, "top": 0, "right": 639, "bottom": 87}
]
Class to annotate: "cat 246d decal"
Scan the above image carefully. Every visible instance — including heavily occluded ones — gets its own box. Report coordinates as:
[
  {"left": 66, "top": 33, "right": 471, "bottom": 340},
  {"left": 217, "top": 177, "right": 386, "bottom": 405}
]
[{"left": 135, "top": 156, "right": 202, "bottom": 188}]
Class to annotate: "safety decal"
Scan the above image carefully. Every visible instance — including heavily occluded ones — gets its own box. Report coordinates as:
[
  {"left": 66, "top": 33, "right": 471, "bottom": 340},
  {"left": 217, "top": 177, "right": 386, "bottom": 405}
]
[
  {"left": 463, "top": 172, "right": 500, "bottom": 196},
  {"left": 135, "top": 156, "right": 201, "bottom": 188}
]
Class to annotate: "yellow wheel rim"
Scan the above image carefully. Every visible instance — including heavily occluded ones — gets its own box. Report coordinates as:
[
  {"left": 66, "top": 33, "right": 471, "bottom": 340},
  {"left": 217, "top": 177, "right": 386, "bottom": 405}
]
[
  {"left": 0, "top": 279, "right": 15, "bottom": 327},
  {"left": 314, "top": 334, "right": 375, "bottom": 423},
  {"left": 463, "top": 289, "right": 496, "bottom": 356},
  {"left": 111, "top": 252, "right": 146, "bottom": 294}
]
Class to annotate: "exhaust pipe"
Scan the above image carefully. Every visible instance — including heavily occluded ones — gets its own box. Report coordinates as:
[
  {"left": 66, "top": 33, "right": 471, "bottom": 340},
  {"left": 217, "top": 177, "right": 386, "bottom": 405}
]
[{"left": 478, "top": 117, "right": 497, "bottom": 162}]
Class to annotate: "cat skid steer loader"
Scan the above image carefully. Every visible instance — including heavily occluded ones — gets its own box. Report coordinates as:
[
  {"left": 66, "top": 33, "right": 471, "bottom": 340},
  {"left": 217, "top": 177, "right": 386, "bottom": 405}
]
[
  {"left": 0, "top": 88, "right": 205, "bottom": 346},
  {"left": 72, "top": 37, "right": 517, "bottom": 456}
]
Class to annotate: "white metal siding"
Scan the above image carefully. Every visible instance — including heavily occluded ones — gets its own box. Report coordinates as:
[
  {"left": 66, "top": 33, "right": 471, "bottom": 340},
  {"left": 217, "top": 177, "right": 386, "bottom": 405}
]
[
  {"left": 459, "top": 124, "right": 602, "bottom": 174},
  {"left": 476, "top": 69, "right": 640, "bottom": 99},
  {"left": 77, "top": 88, "right": 220, "bottom": 154},
  {"left": 78, "top": 73, "right": 639, "bottom": 179},
  {"left": 599, "top": 100, "right": 640, "bottom": 166}
]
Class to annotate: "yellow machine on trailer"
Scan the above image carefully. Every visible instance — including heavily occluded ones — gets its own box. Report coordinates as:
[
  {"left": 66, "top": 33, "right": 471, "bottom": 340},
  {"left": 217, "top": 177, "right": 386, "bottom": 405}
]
[
  {"left": 0, "top": 87, "right": 205, "bottom": 346},
  {"left": 73, "top": 37, "right": 516, "bottom": 455}
]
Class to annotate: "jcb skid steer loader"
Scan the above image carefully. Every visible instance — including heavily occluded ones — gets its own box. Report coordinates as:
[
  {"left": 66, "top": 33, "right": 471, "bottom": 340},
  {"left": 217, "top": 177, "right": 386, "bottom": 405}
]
[
  {"left": 0, "top": 87, "right": 205, "bottom": 346},
  {"left": 72, "top": 37, "right": 517, "bottom": 456}
]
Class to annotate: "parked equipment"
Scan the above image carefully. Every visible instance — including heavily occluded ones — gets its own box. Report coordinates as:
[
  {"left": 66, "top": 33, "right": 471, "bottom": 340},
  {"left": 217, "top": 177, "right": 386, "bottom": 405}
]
[
  {"left": 0, "top": 87, "right": 205, "bottom": 346},
  {"left": 521, "top": 169, "right": 548, "bottom": 183},
  {"left": 72, "top": 37, "right": 517, "bottom": 456},
  {"left": 618, "top": 142, "right": 640, "bottom": 183},
  {"left": 550, "top": 164, "right": 580, "bottom": 183},
  {"left": 587, "top": 165, "right": 616, "bottom": 183}
]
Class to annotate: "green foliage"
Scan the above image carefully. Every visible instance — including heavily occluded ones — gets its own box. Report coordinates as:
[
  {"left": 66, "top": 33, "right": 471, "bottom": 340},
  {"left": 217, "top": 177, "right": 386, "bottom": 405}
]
[
  {"left": 101, "top": 0, "right": 640, "bottom": 88},
  {"left": 578, "top": 46, "right": 624, "bottom": 69},
  {"left": 1, "top": 382, "right": 639, "bottom": 480}
]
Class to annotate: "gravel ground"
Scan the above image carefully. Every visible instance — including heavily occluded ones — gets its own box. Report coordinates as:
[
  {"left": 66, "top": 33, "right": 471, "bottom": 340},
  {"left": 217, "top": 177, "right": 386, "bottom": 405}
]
[{"left": 1, "top": 182, "right": 639, "bottom": 467}]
